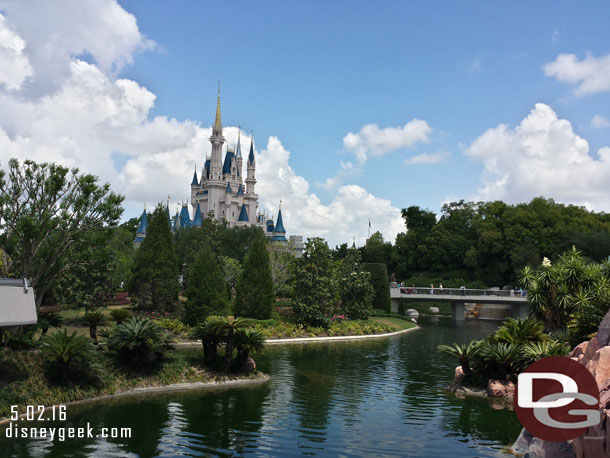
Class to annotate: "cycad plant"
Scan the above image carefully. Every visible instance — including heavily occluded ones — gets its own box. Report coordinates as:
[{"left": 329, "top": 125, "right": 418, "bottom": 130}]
[
  {"left": 82, "top": 311, "right": 106, "bottom": 342},
  {"left": 40, "top": 329, "right": 102, "bottom": 382},
  {"left": 493, "top": 317, "right": 547, "bottom": 345},
  {"left": 190, "top": 316, "right": 226, "bottom": 366},
  {"left": 38, "top": 311, "right": 63, "bottom": 336},
  {"left": 109, "top": 308, "right": 132, "bottom": 325},
  {"left": 106, "top": 317, "right": 174, "bottom": 365},
  {"left": 477, "top": 342, "right": 525, "bottom": 380},
  {"left": 234, "top": 328, "right": 265, "bottom": 368},
  {"left": 437, "top": 340, "right": 482, "bottom": 376},
  {"left": 521, "top": 341, "right": 569, "bottom": 364},
  {"left": 207, "top": 316, "right": 254, "bottom": 372}
]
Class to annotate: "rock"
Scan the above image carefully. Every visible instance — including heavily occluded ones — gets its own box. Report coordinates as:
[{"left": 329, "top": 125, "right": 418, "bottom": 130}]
[
  {"left": 586, "top": 346, "right": 610, "bottom": 389},
  {"left": 454, "top": 366, "right": 464, "bottom": 384},
  {"left": 597, "top": 309, "right": 610, "bottom": 347},
  {"left": 511, "top": 429, "right": 535, "bottom": 455},
  {"left": 570, "top": 341, "right": 589, "bottom": 359},
  {"left": 581, "top": 337, "right": 601, "bottom": 367},
  {"left": 486, "top": 379, "right": 515, "bottom": 397},
  {"left": 428, "top": 306, "right": 440, "bottom": 314},
  {"left": 600, "top": 379, "right": 610, "bottom": 409},
  {"left": 246, "top": 357, "right": 256, "bottom": 372},
  {"left": 405, "top": 309, "right": 419, "bottom": 319}
]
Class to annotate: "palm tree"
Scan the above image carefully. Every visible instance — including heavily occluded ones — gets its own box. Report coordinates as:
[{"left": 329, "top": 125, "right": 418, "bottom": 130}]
[
  {"left": 208, "top": 316, "right": 254, "bottom": 372},
  {"left": 40, "top": 328, "right": 102, "bottom": 381},
  {"left": 493, "top": 317, "right": 547, "bottom": 345},
  {"left": 235, "top": 328, "right": 265, "bottom": 368},
  {"left": 82, "top": 311, "right": 106, "bottom": 342},
  {"left": 190, "top": 316, "right": 226, "bottom": 366},
  {"left": 437, "top": 340, "right": 482, "bottom": 376},
  {"left": 478, "top": 342, "right": 524, "bottom": 379}
]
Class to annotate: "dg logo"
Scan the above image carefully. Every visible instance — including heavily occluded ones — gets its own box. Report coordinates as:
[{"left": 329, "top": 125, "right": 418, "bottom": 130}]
[{"left": 515, "top": 356, "right": 601, "bottom": 442}]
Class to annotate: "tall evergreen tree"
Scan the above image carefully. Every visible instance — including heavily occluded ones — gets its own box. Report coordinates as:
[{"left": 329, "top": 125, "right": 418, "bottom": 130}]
[
  {"left": 234, "top": 233, "right": 273, "bottom": 319},
  {"left": 339, "top": 249, "right": 374, "bottom": 320},
  {"left": 129, "top": 204, "right": 179, "bottom": 312},
  {"left": 183, "top": 241, "right": 229, "bottom": 325},
  {"left": 293, "top": 237, "right": 337, "bottom": 328}
]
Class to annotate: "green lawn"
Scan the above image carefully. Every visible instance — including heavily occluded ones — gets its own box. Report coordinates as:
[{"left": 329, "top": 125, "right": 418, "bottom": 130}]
[{"left": 369, "top": 316, "right": 417, "bottom": 331}]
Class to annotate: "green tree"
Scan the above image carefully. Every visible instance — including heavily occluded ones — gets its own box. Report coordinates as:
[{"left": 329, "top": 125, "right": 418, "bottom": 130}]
[
  {"left": 234, "top": 234, "right": 274, "bottom": 319},
  {"left": 183, "top": 241, "right": 229, "bottom": 325},
  {"left": 293, "top": 237, "right": 337, "bottom": 328},
  {"left": 364, "top": 263, "right": 391, "bottom": 311},
  {"left": 129, "top": 204, "right": 179, "bottom": 312},
  {"left": 0, "top": 158, "right": 123, "bottom": 308},
  {"left": 519, "top": 247, "right": 610, "bottom": 343},
  {"left": 269, "top": 243, "right": 296, "bottom": 297},
  {"left": 339, "top": 249, "right": 374, "bottom": 319}
]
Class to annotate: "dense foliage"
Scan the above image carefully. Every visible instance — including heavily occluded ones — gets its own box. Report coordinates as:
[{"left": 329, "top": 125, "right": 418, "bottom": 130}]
[
  {"left": 339, "top": 198, "right": 610, "bottom": 287},
  {"left": 183, "top": 241, "right": 230, "bottom": 325},
  {"left": 519, "top": 247, "right": 610, "bottom": 344},
  {"left": 338, "top": 249, "right": 374, "bottom": 319},
  {"left": 234, "top": 233, "right": 274, "bottom": 319},
  {"left": 129, "top": 204, "right": 180, "bottom": 312},
  {"left": 364, "top": 263, "right": 391, "bottom": 311},
  {"left": 0, "top": 158, "right": 123, "bottom": 308},
  {"left": 106, "top": 317, "right": 174, "bottom": 365},
  {"left": 40, "top": 329, "right": 102, "bottom": 383},
  {"left": 293, "top": 238, "right": 338, "bottom": 328}
]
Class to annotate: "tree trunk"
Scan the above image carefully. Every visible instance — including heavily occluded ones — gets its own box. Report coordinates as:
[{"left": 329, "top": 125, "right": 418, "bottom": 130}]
[
  {"left": 223, "top": 329, "right": 234, "bottom": 372},
  {"left": 90, "top": 325, "right": 97, "bottom": 341}
]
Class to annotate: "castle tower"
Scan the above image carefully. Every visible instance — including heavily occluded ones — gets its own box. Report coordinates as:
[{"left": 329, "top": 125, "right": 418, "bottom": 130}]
[
  {"left": 235, "top": 129, "right": 243, "bottom": 185},
  {"left": 209, "top": 82, "right": 224, "bottom": 182}
]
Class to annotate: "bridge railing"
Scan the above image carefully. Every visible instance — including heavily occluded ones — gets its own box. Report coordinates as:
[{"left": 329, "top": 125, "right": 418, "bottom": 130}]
[{"left": 389, "top": 284, "right": 527, "bottom": 298}]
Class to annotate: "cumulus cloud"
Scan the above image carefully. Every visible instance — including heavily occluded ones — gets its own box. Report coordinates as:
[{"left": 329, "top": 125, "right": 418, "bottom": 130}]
[
  {"left": 466, "top": 103, "right": 610, "bottom": 210},
  {"left": 404, "top": 152, "right": 448, "bottom": 165},
  {"left": 257, "top": 137, "right": 404, "bottom": 246},
  {"left": 0, "top": 0, "right": 404, "bottom": 247},
  {"left": 544, "top": 52, "right": 610, "bottom": 96},
  {"left": 592, "top": 115, "right": 610, "bottom": 130},
  {"left": 343, "top": 120, "right": 431, "bottom": 163}
]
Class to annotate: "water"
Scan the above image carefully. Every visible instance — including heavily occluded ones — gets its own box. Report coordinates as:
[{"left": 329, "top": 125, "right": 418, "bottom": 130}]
[{"left": 0, "top": 317, "right": 522, "bottom": 457}]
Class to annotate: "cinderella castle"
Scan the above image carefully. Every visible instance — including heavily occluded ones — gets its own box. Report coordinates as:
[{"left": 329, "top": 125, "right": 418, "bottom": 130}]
[{"left": 135, "top": 86, "right": 303, "bottom": 256}]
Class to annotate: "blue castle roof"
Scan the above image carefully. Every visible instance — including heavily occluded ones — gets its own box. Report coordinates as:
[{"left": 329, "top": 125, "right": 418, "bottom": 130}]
[
  {"left": 237, "top": 184, "right": 244, "bottom": 196},
  {"left": 225, "top": 182, "right": 232, "bottom": 194},
  {"left": 192, "top": 205, "right": 202, "bottom": 226},
  {"left": 248, "top": 139, "right": 255, "bottom": 165},
  {"left": 204, "top": 159, "right": 210, "bottom": 179},
  {"left": 136, "top": 209, "right": 148, "bottom": 234},
  {"left": 222, "top": 151, "right": 234, "bottom": 175},
  {"left": 238, "top": 204, "right": 249, "bottom": 222},
  {"left": 273, "top": 208, "right": 286, "bottom": 234},
  {"left": 191, "top": 169, "right": 198, "bottom": 185},
  {"left": 179, "top": 205, "right": 191, "bottom": 228}
]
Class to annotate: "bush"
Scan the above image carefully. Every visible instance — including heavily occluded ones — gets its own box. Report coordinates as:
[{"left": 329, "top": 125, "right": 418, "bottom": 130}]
[
  {"left": 40, "top": 329, "right": 102, "bottom": 383},
  {"left": 106, "top": 317, "right": 174, "bottom": 365},
  {"left": 38, "top": 311, "right": 63, "bottom": 335},
  {"left": 234, "top": 328, "right": 265, "bottom": 368},
  {"left": 339, "top": 249, "right": 374, "bottom": 320},
  {"left": 109, "top": 308, "right": 132, "bottom": 324},
  {"left": 364, "top": 263, "right": 390, "bottom": 311},
  {"left": 83, "top": 311, "right": 106, "bottom": 341}
]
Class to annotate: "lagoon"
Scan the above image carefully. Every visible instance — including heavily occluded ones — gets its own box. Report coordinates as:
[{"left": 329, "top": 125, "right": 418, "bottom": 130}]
[{"left": 0, "top": 317, "right": 521, "bottom": 457}]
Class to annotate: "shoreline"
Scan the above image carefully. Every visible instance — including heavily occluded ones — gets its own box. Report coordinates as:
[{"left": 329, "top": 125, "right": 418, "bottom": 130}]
[
  {"left": 0, "top": 374, "right": 270, "bottom": 425},
  {"left": 175, "top": 325, "right": 419, "bottom": 347}
]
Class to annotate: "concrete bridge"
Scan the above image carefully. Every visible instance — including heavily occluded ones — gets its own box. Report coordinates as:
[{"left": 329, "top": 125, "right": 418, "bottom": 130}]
[{"left": 389, "top": 286, "right": 529, "bottom": 321}]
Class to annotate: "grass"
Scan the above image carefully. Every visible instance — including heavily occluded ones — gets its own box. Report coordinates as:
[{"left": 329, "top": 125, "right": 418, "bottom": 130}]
[
  {"left": 369, "top": 317, "right": 417, "bottom": 331},
  {"left": 0, "top": 347, "right": 265, "bottom": 419}
]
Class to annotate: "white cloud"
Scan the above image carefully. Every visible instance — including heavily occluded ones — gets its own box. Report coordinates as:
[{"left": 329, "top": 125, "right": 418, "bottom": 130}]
[
  {"left": 544, "top": 52, "right": 610, "bottom": 96},
  {"left": 468, "top": 57, "right": 482, "bottom": 73},
  {"left": 466, "top": 103, "right": 610, "bottom": 210},
  {"left": 0, "top": 15, "right": 33, "bottom": 90},
  {"left": 0, "top": 1, "right": 404, "bottom": 247},
  {"left": 257, "top": 137, "right": 404, "bottom": 246},
  {"left": 404, "top": 152, "right": 448, "bottom": 165},
  {"left": 592, "top": 115, "right": 610, "bottom": 130},
  {"left": 343, "top": 120, "right": 431, "bottom": 163},
  {"left": 551, "top": 29, "right": 559, "bottom": 44}
]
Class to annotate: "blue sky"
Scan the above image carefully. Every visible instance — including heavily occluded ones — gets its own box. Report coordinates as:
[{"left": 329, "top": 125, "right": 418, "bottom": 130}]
[{"left": 0, "top": 1, "right": 609, "bottom": 245}]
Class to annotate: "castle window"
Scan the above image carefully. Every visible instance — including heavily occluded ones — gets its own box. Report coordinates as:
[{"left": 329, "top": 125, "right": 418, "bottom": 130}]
[{"left": 232, "top": 212, "right": 234, "bottom": 217}]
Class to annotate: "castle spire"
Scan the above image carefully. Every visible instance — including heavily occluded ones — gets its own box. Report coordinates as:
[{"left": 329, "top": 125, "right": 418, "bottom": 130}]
[
  {"left": 236, "top": 127, "right": 242, "bottom": 158},
  {"left": 214, "top": 81, "right": 222, "bottom": 131}
]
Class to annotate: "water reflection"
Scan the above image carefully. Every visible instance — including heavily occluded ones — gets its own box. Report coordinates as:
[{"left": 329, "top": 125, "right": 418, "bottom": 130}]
[{"left": 0, "top": 317, "right": 522, "bottom": 457}]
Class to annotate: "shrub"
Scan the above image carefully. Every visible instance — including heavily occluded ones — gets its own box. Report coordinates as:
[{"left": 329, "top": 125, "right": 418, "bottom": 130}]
[
  {"left": 234, "top": 328, "right": 265, "bottom": 368},
  {"left": 521, "top": 341, "right": 569, "bottom": 363},
  {"left": 110, "top": 308, "right": 132, "bottom": 324},
  {"left": 475, "top": 342, "right": 525, "bottom": 380},
  {"left": 339, "top": 249, "right": 374, "bottom": 320},
  {"left": 492, "top": 317, "right": 547, "bottom": 345},
  {"left": 83, "top": 311, "right": 106, "bottom": 341},
  {"left": 38, "top": 311, "right": 63, "bottom": 336},
  {"left": 190, "top": 316, "right": 226, "bottom": 366},
  {"left": 438, "top": 341, "right": 482, "bottom": 375},
  {"left": 40, "top": 329, "right": 102, "bottom": 383},
  {"left": 364, "top": 263, "right": 391, "bottom": 311},
  {"left": 156, "top": 317, "right": 191, "bottom": 336},
  {"left": 106, "top": 317, "right": 174, "bottom": 365}
]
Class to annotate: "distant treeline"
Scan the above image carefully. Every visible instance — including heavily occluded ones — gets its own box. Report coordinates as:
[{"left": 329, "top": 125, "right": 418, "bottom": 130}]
[{"left": 333, "top": 197, "right": 610, "bottom": 287}]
